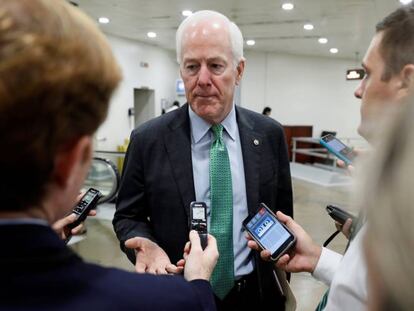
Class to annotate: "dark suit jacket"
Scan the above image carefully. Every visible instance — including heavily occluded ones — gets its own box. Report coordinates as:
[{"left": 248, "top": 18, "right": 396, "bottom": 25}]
[
  {"left": 0, "top": 224, "right": 215, "bottom": 311},
  {"left": 113, "top": 104, "right": 293, "bottom": 305}
]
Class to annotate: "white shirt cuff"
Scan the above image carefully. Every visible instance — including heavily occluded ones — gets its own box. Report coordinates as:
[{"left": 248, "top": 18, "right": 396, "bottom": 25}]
[{"left": 312, "top": 247, "right": 343, "bottom": 286}]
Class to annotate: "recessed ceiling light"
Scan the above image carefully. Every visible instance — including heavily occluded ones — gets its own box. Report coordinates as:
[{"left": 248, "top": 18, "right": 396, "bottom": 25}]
[
  {"left": 400, "top": 0, "right": 412, "bottom": 4},
  {"left": 330, "top": 48, "right": 339, "bottom": 54},
  {"left": 282, "top": 3, "right": 294, "bottom": 10},
  {"left": 318, "top": 37, "right": 328, "bottom": 44},
  {"left": 246, "top": 40, "right": 256, "bottom": 46},
  {"left": 98, "top": 17, "right": 110, "bottom": 24},
  {"left": 147, "top": 32, "right": 157, "bottom": 38},
  {"left": 182, "top": 10, "right": 193, "bottom": 17},
  {"left": 304, "top": 23, "right": 314, "bottom": 30}
]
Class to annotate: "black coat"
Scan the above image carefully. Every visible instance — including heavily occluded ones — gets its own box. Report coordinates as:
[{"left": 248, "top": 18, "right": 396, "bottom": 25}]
[
  {"left": 0, "top": 224, "right": 216, "bottom": 310},
  {"left": 113, "top": 104, "right": 293, "bottom": 306}
]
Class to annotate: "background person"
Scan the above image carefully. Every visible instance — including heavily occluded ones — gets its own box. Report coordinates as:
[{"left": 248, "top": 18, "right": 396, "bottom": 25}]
[{"left": 0, "top": 0, "right": 218, "bottom": 310}]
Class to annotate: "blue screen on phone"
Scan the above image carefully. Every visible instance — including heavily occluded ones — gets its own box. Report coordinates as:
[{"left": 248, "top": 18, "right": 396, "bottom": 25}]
[{"left": 246, "top": 207, "right": 291, "bottom": 254}]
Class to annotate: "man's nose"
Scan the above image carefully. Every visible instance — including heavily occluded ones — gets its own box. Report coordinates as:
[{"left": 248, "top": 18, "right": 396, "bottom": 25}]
[
  {"left": 197, "top": 65, "right": 212, "bottom": 87},
  {"left": 354, "top": 83, "right": 363, "bottom": 99}
]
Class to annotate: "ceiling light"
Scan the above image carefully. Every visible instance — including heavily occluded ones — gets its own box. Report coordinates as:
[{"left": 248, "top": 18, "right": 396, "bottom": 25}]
[
  {"left": 182, "top": 10, "right": 193, "bottom": 17},
  {"left": 400, "top": 0, "right": 413, "bottom": 5},
  {"left": 318, "top": 37, "right": 328, "bottom": 44},
  {"left": 147, "top": 32, "right": 157, "bottom": 38},
  {"left": 303, "top": 23, "right": 314, "bottom": 30},
  {"left": 330, "top": 48, "right": 339, "bottom": 54},
  {"left": 282, "top": 3, "right": 294, "bottom": 10},
  {"left": 98, "top": 17, "right": 110, "bottom": 24},
  {"left": 246, "top": 40, "right": 255, "bottom": 46}
]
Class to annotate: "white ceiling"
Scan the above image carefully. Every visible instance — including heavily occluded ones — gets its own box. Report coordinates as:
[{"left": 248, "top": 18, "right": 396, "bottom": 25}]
[{"left": 75, "top": 0, "right": 404, "bottom": 60}]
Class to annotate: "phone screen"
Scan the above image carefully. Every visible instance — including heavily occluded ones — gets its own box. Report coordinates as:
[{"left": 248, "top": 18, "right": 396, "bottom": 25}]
[
  {"left": 245, "top": 207, "right": 292, "bottom": 256},
  {"left": 321, "top": 135, "right": 355, "bottom": 163}
]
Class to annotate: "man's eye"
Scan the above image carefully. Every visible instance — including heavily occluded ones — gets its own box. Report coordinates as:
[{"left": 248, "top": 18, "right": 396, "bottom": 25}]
[{"left": 210, "top": 63, "right": 225, "bottom": 73}]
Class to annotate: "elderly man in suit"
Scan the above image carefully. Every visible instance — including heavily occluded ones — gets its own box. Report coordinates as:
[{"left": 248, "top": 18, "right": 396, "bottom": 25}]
[
  {"left": 0, "top": 1, "right": 218, "bottom": 310},
  {"left": 113, "top": 10, "right": 293, "bottom": 310}
]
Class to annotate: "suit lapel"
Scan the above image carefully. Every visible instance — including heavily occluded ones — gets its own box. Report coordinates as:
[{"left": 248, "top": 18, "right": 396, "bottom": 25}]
[
  {"left": 237, "top": 107, "right": 263, "bottom": 215},
  {"left": 164, "top": 105, "right": 195, "bottom": 218}
]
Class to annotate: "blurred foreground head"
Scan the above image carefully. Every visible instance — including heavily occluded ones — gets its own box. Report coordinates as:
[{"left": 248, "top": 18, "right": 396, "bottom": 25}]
[
  {"left": 360, "top": 94, "right": 414, "bottom": 311},
  {"left": 0, "top": 0, "right": 121, "bottom": 214}
]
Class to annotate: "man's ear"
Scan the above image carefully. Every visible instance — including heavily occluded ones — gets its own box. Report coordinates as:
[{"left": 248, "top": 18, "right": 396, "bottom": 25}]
[
  {"left": 53, "top": 136, "right": 92, "bottom": 188},
  {"left": 399, "top": 64, "right": 414, "bottom": 92},
  {"left": 235, "top": 58, "right": 245, "bottom": 86}
]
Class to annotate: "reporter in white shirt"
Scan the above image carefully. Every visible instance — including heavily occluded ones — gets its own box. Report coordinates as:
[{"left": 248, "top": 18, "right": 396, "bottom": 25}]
[{"left": 247, "top": 5, "right": 414, "bottom": 310}]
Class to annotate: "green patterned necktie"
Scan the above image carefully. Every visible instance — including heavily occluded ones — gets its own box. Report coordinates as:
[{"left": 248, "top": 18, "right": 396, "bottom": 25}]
[{"left": 209, "top": 124, "right": 234, "bottom": 300}]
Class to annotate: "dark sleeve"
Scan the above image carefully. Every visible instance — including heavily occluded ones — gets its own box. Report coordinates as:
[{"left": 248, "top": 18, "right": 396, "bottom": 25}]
[
  {"left": 276, "top": 126, "right": 293, "bottom": 218},
  {"left": 112, "top": 129, "right": 155, "bottom": 264},
  {"left": 188, "top": 280, "right": 217, "bottom": 311}
]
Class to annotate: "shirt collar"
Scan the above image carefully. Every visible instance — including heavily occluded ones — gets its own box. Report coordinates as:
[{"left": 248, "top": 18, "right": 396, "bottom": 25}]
[{"left": 188, "top": 104, "right": 237, "bottom": 144}]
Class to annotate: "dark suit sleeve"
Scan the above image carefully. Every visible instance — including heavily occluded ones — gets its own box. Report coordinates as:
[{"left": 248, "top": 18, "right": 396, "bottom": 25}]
[
  {"left": 112, "top": 129, "right": 155, "bottom": 263},
  {"left": 275, "top": 125, "right": 293, "bottom": 218}
]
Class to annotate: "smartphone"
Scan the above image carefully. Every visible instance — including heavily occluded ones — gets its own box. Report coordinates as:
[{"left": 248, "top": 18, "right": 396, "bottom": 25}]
[
  {"left": 320, "top": 134, "right": 356, "bottom": 165},
  {"left": 67, "top": 188, "right": 102, "bottom": 229},
  {"left": 326, "top": 205, "right": 356, "bottom": 225},
  {"left": 243, "top": 203, "right": 296, "bottom": 261},
  {"left": 189, "top": 202, "right": 208, "bottom": 250}
]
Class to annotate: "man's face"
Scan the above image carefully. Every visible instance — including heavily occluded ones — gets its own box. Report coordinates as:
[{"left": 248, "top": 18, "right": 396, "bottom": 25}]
[
  {"left": 354, "top": 32, "right": 404, "bottom": 140},
  {"left": 180, "top": 20, "right": 244, "bottom": 124}
]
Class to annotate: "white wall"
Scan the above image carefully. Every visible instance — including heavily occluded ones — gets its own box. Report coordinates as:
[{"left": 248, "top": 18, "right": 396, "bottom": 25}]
[
  {"left": 96, "top": 35, "right": 364, "bottom": 150},
  {"left": 96, "top": 35, "right": 180, "bottom": 150},
  {"left": 241, "top": 51, "right": 362, "bottom": 138}
]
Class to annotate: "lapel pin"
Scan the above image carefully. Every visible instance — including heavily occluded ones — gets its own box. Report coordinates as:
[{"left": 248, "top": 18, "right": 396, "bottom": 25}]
[{"left": 253, "top": 139, "right": 259, "bottom": 146}]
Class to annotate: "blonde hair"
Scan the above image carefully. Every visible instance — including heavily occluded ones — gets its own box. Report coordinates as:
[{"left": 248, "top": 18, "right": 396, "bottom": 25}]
[
  {"left": 361, "top": 97, "right": 414, "bottom": 310},
  {"left": 0, "top": 0, "right": 121, "bottom": 211}
]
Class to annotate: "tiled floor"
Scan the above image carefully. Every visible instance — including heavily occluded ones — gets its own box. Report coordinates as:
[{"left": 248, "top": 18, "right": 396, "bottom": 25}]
[{"left": 71, "top": 177, "right": 352, "bottom": 311}]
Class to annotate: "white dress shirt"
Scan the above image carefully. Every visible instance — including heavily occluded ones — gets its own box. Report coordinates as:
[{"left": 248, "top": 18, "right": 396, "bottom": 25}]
[{"left": 312, "top": 225, "right": 368, "bottom": 311}]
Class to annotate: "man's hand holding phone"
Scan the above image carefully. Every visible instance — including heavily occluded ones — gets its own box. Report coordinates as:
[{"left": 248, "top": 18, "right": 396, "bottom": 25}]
[{"left": 247, "top": 211, "right": 322, "bottom": 274}]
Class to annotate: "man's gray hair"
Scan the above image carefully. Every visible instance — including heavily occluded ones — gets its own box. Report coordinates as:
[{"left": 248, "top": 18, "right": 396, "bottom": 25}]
[{"left": 175, "top": 10, "right": 244, "bottom": 67}]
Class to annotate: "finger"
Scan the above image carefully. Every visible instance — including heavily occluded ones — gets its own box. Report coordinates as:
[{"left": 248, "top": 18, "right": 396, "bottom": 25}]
[
  {"left": 275, "top": 254, "right": 290, "bottom": 269},
  {"left": 245, "top": 232, "right": 253, "bottom": 240},
  {"left": 260, "top": 249, "right": 272, "bottom": 261},
  {"left": 275, "top": 211, "right": 292, "bottom": 225},
  {"left": 125, "top": 237, "right": 143, "bottom": 250},
  {"left": 52, "top": 213, "right": 77, "bottom": 231},
  {"left": 165, "top": 264, "right": 180, "bottom": 274},
  {"left": 88, "top": 210, "right": 97, "bottom": 217},
  {"left": 176, "top": 259, "right": 185, "bottom": 267},
  {"left": 156, "top": 267, "right": 169, "bottom": 275},
  {"left": 135, "top": 262, "right": 146, "bottom": 273},
  {"left": 334, "top": 221, "right": 343, "bottom": 232},
  {"left": 70, "top": 223, "right": 85, "bottom": 235},
  {"left": 183, "top": 241, "right": 191, "bottom": 254},
  {"left": 188, "top": 230, "right": 202, "bottom": 252},
  {"left": 336, "top": 159, "right": 346, "bottom": 168},
  {"left": 247, "top": 240, "right": 261, "bottom": 251},
  {"left": 205, "top": 234, "right": 218, "bottom": 254},
  {"left": 147, "top": 268, "right": 157, "bottom": 275}
]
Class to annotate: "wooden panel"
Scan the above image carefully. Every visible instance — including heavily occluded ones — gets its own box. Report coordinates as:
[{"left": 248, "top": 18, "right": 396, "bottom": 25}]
[{"left": 283, "top": 125, "right": 313, "bottom": 163}]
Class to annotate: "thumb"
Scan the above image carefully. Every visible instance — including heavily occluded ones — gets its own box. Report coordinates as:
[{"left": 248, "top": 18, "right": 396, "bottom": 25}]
[
  {"left": 188, "top": 230, "right": 202, "bottom": 252},
  {"left": 125, "top": 237, "right": 144, "bottom": 250}
]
